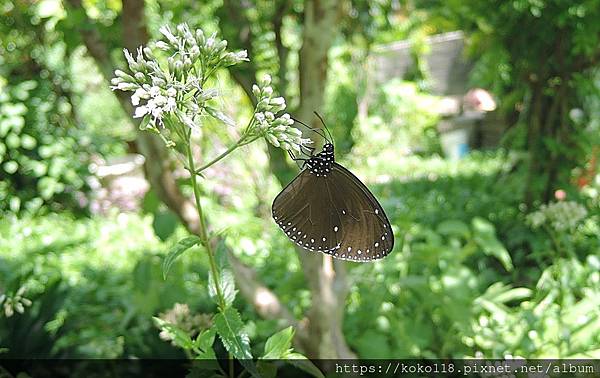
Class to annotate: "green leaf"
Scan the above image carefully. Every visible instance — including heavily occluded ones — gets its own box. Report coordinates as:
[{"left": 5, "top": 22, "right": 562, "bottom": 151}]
[
  {"left": 208, "top": 268, "right": 237, "bottom": 307},
  {"left": 153, "top": 209, "right": 180, "bottom": 241},
  {"left": 214, "top": 307, "right": 258, "bottom": 377},
  {"left": 194, "top": 328, "right": 216, "bottom": 352},
  {"left": 436, "top": 220, "right": 470, "bottom": 238},
  {"left": 153, "top": 317, "right": 193, "bottom": 350},
  {"left": 139, "top": 114, "right": 152, "bottom": 130},
  {"left": 285, "top": 353, "right": 325, "bottom": 378},
  {"left": 193, "top": 328, "right": 217, "bottom": 359},
  {"left": 493, "top": 287, "right": 532, "bottom": 303},
  {"left": 205, "top": 106, "right": 235, "bottom": 127},
  {"left": 256, "top": 361, "right": 278, "bottom": 378},
  {"left": 471, "top": 217, "right": 513, "bottom": 271},
  {"left": 261, "top": 326, "right": 294, "bottom": 359},
  {"left": 163, "top": 236, "right": 201, "bottom": 280}
]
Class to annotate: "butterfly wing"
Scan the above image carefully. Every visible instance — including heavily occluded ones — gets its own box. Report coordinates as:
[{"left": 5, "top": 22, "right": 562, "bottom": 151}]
[
  {"left": 272, "top": 169, "right": 343, "bottom": 253},
  {"left": 272, "top": 163, "right": 394, "bottom": 262},
  {"left": 323, "top": 163, "right": 394, "bottom": 261}
]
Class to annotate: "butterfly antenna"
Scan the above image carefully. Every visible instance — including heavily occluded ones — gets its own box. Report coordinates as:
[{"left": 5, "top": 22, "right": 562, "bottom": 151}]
[
  {"left": 291, "top": 116, "right": 328, "bottom": 141},
  {"left": 313, "top": 111, "right": 334, "bottom": 145}
]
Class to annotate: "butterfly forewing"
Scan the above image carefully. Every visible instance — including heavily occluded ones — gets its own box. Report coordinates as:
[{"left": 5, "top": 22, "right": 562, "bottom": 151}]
[{"left": 272, "top": 170, "right": 343, "bottom": 253}]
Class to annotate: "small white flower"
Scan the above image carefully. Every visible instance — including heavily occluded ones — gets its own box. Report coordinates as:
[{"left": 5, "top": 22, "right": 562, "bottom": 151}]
[
  {"left": 260, "top": 74, "right": 272, "bottom": 86},
  {"left": 164, "top": 97, "right": 177, "bottom": 112},
  {"left": 150, "top": 86, "right": 161, "bottom": 97},
  {"left": 166, "top": 87, "right": 177, "bottom": 97},
  {"left": 206, "top": 36, "right": 215, "bottom": 49},
  {"left": 155, "top": 41, "right": 170, "bottom": 50},
  {"left": 123, "top": 49, "right": 136, "bottom": 67},
  {"left": 270, "top": 97, "right": 285, "bottom": 106},
  {"left": 131, "top": 87, "right": 149, "bottom": 106},
  {"left": 115, "top": 82, "right": 138, "bottom": 91},
  {"left": 154, "top": 95, "right": 167, "bottom": 106},
  {"left": 266, "top": 134, "right": 280, "bottom": 147},
  {"left": 151, "top": 106, "right": 163, "bottom": 118},
  {"left": 159, "top": 25, "right": 178, "bottom": 44},
  {"left": 134, "top": 105, "right": 149, "bottom": 118}
]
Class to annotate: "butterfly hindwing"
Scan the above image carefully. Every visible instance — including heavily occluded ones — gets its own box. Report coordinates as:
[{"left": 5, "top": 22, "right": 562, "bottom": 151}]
[{"left": 323, "top": 163, "right": 394, "bottom": 261}]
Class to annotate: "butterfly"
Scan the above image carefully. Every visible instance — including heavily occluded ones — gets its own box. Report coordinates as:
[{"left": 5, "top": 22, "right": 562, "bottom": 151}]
[{"left": 271, "top": 114, "right": 394, "bottom": 262}]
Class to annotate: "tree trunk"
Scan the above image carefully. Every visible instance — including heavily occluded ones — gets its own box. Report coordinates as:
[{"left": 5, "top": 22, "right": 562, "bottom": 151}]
[{"left": 294, "top": 0, "right": 356, "bottom": 360}]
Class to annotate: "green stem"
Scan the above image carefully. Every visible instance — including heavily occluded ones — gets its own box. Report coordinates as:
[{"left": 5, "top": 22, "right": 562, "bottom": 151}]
[
  {"left": 185, "top": 140, "right": 226, "bottom": 310},
  {"left": 195, "top": 139, "right": 243, "bottom": 174},
  {"left": 194, "top": 135, "right": 260, "bottom": 175}
]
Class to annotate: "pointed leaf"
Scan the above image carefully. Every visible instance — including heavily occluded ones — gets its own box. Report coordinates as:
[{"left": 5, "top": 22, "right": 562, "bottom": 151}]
[
  {"left": 472, "top": 217, "right": 513, "bottom": 271},
  {"left": 285, "top": 353, "right": 325, "bottom": 378},
  {"left": 214, "top": 307, "right": 258, "bottom": 377},
  {"left": 261, "top": 326, "right": 294, "bottom": 359},
  {"left": 194, "top": 328, "right": 217, "bottom": 352},
  {"left": 163, "top": 236, "right": 201, "bottom": 280},
  {"left": 153, "top": 317, "right": 193, "bottom": 350},
  {"left": 208, "top": 268, "right": 237, "bottom": 307},
  {"left": 206, "top": 106, "right": 235, "bottom": 127}
]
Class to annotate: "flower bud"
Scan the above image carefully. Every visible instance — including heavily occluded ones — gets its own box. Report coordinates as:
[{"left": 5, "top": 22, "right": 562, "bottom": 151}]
[
  {"left": 143, "top": 47, "right": 155, "bottom": 61},
  {"left": 195, "top": 29, "right": 205, "bottom": 45},
  {"left": 266, "top": 134, "right": 280, "bottom": 147},
  {"left": 252, "top": 84, "right": 261, "bottom": 98},
  {"left": 260, "top": 74, "right": 272, "bottom": 87},
  {"left": 155, "top": 41, "right": 170, "bottom": 51}
]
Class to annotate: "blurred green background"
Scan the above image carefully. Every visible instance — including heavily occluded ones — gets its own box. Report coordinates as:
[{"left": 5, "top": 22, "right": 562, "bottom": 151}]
[{"left": 1, "top": 0, "right": 600, "bottom": 361}]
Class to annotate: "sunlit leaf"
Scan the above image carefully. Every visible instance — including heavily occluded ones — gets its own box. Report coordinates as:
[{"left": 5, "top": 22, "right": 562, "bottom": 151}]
[
  {"left": 153, "top": 317, "right": 193, "bottom": 350},
  {"left": 214, "top": 307, "right": 258, "bottom": 377},
  {"left": 261, "top": 326, "right": 294, "bottom": 359},
  {"left": 162, "top": 236, "right": 201, "bottom": 279}
]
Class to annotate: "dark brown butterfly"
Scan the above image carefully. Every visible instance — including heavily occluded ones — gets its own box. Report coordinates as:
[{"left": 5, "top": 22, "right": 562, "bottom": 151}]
[{"left": 272, "top": 116, "right": 394, "bottom": 262}]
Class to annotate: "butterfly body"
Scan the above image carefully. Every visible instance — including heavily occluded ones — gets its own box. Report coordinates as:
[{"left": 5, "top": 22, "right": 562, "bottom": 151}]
[{"left": 272, "top": 142, "right": 394, "bottom": 262}]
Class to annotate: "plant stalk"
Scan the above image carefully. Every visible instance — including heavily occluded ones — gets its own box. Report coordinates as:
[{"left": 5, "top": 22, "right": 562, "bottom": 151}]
[{"left": 185, "top": 140, "right": 226, "bottom": 310}]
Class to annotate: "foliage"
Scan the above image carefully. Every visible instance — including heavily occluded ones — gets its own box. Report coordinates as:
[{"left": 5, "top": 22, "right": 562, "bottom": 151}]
[
  {"left": 343, "top": 153, "right": 600, "bottom": 358},
  {"left": 431, "top": 0, "right": 600, "bottom": 202},
  {"left": 352, "top": 79, "right": 441, "bottom": 164},
  {"left": 0, "top": 79, "right": 93, "bottom": 215},
  {"left": 0, "top": 212, "right": 201, "bottom": 358},
  {"left": 2, "top": 0, "right": 600, "bottom": 368}
]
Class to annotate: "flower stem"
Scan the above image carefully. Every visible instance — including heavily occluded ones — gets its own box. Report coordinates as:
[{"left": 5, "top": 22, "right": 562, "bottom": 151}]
[
  {"left": 194, "top": 135, "right": 259, "bottom": 175},
  {"left": 194, "top": 140, "right": 242, "bottom": 174},
  {"left": 185, "top": 140, "right": 226, "bottom": 310}
]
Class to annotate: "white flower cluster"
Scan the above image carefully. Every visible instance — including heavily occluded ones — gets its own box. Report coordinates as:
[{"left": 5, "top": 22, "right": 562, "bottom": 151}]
[
  {"left": 527, "top": 200, "right": 588, "bottom": 232},
  {"left": 251, "top": 74, "right": 312, "bottom": 152},
  {"left": 1, "top": 286, "right": 31, "bottom": 317},
  {"left": 110, "top": 23, "right": 248, "bottom": 141}
]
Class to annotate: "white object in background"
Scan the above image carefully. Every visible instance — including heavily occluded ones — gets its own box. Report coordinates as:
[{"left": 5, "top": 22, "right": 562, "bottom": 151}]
[{"left": 439, "top": 120, "right": 471, "bottom": 160}]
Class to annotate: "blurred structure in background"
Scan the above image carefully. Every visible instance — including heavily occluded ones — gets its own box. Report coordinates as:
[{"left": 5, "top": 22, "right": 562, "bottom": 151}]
[{"left": 366, "top": 31, "right": 501, "bottom": 159}]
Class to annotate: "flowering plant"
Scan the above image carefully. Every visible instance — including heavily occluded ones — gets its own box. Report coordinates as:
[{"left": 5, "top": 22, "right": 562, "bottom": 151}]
[
  {"left": 110, "top": 24, "right": 309, "bottom": 155},
  {"left": 111, "top": 23, "right": 318, "bottom": 377},
  {"left": 527, "top": 200, "right": 588, "bottom": 260}
]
